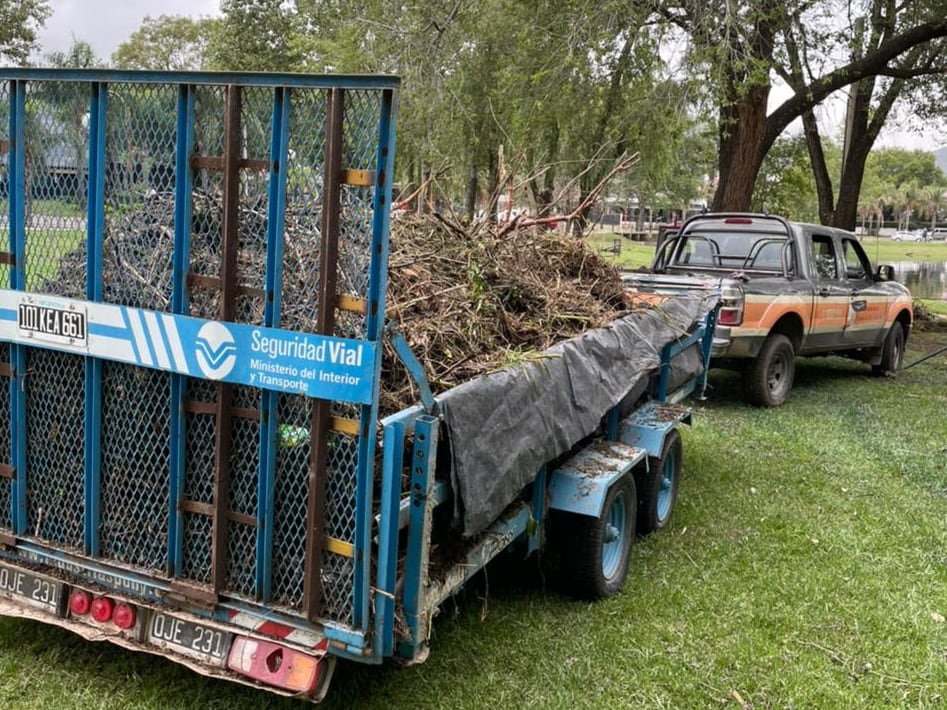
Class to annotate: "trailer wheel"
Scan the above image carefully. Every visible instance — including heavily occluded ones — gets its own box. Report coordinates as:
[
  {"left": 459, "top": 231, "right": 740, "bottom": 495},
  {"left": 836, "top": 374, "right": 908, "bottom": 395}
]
[
  {"left": 635, "top": 429, "right": 682, "bottom": 535},
  {"left": 872, "top": 321, "right": 904, "bottom": 377},
  {"left": 561, "top": 475, "right": 637, "bottom": 600},
  {"left": 744, "top": 334, "right": 795, "bottom": 407}
]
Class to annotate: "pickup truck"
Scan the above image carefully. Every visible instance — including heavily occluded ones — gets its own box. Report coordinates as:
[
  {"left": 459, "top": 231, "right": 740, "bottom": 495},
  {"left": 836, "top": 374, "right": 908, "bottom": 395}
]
[{"left": 624, "top": 213, "right": 913, "bottom": 406}]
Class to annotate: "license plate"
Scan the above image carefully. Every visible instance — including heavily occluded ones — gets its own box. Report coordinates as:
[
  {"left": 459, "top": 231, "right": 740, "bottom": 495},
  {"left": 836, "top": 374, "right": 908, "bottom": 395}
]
[
  {"left": 0, "top": 561, "right": 64, "bottom": 614},
  {"left": 18, "top": 299, "right": 88, "bottom": 347},
  {"left": 147, "top": 611, "right": 233, "bottom": 666}
]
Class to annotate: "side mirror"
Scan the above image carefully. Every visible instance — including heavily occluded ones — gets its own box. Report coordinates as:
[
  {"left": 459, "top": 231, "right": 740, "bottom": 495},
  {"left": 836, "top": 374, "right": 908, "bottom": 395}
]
[{"left": 875, "top": 264, "right": 895, "bottom": 282}]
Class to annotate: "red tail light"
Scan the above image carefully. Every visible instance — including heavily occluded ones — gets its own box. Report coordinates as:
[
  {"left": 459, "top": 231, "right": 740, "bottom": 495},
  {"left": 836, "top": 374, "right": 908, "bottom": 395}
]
[
  {"left": 718, "top": 307, "right": 742, "bottom": 326},
  {"left": 69, "top": 590, "right": 92, "bottom": 616},
  {"left": 718, "top": 282, "right": 745, "bottom": 326},
  {"left": 91, "top": 596, "right": 114, "bottom": 623},
  {"left": 228, "top": 637, "right": 327, "bottom": 695},
  {"left": 113, "top": 602, "right": 137, "bottom": 629}
]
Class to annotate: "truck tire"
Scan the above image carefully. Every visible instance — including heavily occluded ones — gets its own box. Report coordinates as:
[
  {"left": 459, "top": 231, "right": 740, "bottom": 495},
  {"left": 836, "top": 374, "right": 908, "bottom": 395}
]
[
  {"left": 635, "top": 429, "right": 682, "bottom": 535},
  {"left": 872, "top": 321, "right": 905, "bottom": 377},
  {"left": 559, "top": 475, "right": 637, "bottom": 600},
  {"left": 744, "top": 334, "right": 795, "bottom": 407}
]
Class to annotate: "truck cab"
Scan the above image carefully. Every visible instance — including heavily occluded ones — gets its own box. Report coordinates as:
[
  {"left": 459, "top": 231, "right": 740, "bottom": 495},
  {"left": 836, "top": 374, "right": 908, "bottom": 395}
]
[{"left": 642, "top": 213, "right": 913, "bottom": 406}]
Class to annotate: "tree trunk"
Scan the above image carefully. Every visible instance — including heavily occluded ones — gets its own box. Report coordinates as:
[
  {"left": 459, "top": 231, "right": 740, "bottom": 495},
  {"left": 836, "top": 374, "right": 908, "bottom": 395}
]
[
  {"left": 800, "top": 108, "right": 835, "bottom": 225},
  {"left": 485, "top": 148, "right": 499, "bottom": 224},
  {"left": 711, "top": 85, "right": 770, "bottom": 212},
  {"left": 464, "top": 164, "right": 478, "bottom": 218},
  {"left": 834, "top": 140, "right": 871, "bottom": 231}
]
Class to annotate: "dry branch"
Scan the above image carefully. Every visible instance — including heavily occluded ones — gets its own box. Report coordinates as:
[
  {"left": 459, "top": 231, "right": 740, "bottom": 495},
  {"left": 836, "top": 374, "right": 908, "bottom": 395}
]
[{"left": 41, "top": 176, "right": 637, "bottom": 416}]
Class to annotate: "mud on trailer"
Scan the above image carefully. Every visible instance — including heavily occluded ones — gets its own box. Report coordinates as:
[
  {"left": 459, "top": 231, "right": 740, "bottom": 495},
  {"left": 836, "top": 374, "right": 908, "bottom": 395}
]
[{"left": 0, "top": 69, "right": 717, "bottom": 701}]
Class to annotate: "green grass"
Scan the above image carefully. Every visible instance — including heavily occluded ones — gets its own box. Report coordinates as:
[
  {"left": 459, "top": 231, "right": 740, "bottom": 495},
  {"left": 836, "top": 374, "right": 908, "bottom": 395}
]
[
  {"left": 0, "top": 227, "right": 85, "bottom": 288},
  {"left": 0, "top": 198, "right": 84, "bottom": 219},
  {"left": 1, "top": 331, "right": 945, "bottom": 708},
  {"left": 584, "top": 231, "right": 947, "bottom": 272},
  {"left": 585, "top": 232, "right": 656, "bottom": 270},
  {"left": 859, "top": 237, "right": 947, "bottom": 264},
  {"left": 919, "top": 299, "right": 947, "bottom": 317}
]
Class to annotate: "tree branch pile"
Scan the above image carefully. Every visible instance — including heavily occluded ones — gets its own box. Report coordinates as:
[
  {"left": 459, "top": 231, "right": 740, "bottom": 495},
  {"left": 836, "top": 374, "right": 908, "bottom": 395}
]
[
  {"left": 382, "top": 213, "right": 631, "bottom": 413},
  {"left": 40, "top": 191, "right": 634, "bottom": 416}
]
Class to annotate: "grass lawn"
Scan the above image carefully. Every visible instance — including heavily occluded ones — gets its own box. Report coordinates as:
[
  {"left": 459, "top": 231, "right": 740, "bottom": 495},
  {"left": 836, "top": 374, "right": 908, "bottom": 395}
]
[
  {"left": 1, "top": 323, "right": 945, "bottom": 709},
  {"left": 0, "top": 227, "right": 85, "bottom": 288},
  {"left": 0, "top": 226, "right": 944, "bottom": 709},
  {"left": 585, "top": 230, "right": 947, "bottom": 272},
  {"left": 585, "top": 232, "right": 656, "bottom": 270},
  {"left": 0, "top": 198, "right": 84, "bottom": 219}
]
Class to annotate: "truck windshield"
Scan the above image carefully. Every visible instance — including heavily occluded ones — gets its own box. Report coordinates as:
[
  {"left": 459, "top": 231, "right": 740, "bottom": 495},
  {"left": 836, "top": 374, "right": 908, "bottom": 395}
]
[{"left": 672, "top": 231, "right": 792, "bottom": 272}]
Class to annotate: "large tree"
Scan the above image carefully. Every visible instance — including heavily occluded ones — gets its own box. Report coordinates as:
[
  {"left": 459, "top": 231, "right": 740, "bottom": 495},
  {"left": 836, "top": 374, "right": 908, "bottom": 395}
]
[
  {"left": 112, "top": 15, "right": 216, "bottom": 71},
  {"left": 209, "top": 0, "right": 304, "bottom": 72},
  {"left": 292, "top": 0, "right": 710, "bottom": 224},
  {"left": 658, "top": 0, "right": 947, "bottom": 215},
  {"left": 781, "top": 4, "right": 947, "bottom": 229},
  {"left": 0, "top": 0, "right": 51, "bottom": 65}
]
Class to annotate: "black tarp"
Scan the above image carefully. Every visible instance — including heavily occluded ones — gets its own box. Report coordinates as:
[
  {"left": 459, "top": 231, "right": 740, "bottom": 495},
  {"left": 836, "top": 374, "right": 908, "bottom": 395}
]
[{"left": 439, "top": 292, "right": 717, "bottom": 537}]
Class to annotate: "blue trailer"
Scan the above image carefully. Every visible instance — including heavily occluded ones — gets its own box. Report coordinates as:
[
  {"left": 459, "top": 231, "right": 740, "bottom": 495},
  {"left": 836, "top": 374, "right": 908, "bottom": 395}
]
[{"left": 0, "top": 69, "right": 717, "bottom": 700}]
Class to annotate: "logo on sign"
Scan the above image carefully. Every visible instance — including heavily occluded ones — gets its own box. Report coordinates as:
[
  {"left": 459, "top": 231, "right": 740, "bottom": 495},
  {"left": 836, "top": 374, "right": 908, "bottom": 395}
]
[{"left": 195, "top": 322, "right": 237, "bottom": 379}]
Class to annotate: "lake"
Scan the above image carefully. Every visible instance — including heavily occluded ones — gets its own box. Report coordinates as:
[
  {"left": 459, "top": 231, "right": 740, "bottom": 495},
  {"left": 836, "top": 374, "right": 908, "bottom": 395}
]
[{"left": 892, "top": 261, "right": 947, "bottom": 301}]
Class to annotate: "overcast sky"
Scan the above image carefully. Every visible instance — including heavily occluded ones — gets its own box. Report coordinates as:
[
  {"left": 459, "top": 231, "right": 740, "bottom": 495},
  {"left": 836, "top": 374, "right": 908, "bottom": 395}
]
[
  {"left": 33, "top": 0, "right": 941, "bottom": 151},
  {"left": 36, "top": 0, "right": 220, "bottom": 62}
]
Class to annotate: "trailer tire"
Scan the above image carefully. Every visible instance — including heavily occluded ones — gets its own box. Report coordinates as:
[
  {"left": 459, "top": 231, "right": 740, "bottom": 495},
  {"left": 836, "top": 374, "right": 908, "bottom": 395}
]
[
  {"left": 744, "top": 334, "right": 795, "bottom": 407},
  {"left": 871, "top": 321, "right": 904, "bottom": 377},
  {"left": 559, "top": 475, "right": 636, "bottom": 600},
  {"left": 635, "top": 429, "right": 682, "bottom": 535}
]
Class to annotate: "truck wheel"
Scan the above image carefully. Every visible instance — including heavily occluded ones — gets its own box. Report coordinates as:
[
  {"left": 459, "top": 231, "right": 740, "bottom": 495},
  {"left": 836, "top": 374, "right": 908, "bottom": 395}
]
[
  {"left": 635, "top": 429, "right": 682, "bottom": 535},
  {"left": 744, "top": 334, "right": 795, "bottom": 407},
  {"left": 560, "top": 475, "right": 637, "bottom": 600},
  {"left": 872, "top": 321, "right": 904, "bottom": 377}
]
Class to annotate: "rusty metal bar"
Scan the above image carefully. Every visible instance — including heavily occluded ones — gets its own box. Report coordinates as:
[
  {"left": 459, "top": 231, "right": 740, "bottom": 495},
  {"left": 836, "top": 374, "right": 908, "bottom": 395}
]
[
  {"left": 210, "top": 84, "right": 243, "bottom": 595},
  {"left": 185, "top": 273, "right": 222, "bottom": 290},
  {"left": 180, "top": 500, "right": 257, "bottom": 528},
  {"left": 184, "top": 400, "right": 260, "bottom": 421},
  {"left": 303, "top": 87, "right": 345, "bottom": 621},
  {"left": 186, "top": 272, "right": 264, "bottom": 300},
  {"left": 190, "top": 155, "right": 269, "bottom": 172},
  {"left": 168, "top": 579, "right": 219, "bottom": 606}
]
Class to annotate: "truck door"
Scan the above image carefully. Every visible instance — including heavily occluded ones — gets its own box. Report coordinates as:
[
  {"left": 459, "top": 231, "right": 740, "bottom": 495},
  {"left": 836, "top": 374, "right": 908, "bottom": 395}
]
[
  {"left": 840, "top": 236, "right": 889, "bottom": 346},
  {"left": 808, "top": 233, "right": 849, "bottom": 349}
]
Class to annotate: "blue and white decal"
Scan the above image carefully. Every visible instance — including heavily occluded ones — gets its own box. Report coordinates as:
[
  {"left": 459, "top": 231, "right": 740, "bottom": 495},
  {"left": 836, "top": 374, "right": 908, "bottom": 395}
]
[
  {"left": 195, "top": 322, "right": 238, "bottom": 379},
  {"left": 0, "top": 289, "right": 376, "bottom": 405}
]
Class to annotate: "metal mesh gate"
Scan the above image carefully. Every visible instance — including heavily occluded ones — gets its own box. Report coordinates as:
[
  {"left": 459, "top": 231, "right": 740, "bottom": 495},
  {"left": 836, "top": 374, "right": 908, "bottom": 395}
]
[{"left": 0, "top": 70, "right": 398, "bottom": 631}]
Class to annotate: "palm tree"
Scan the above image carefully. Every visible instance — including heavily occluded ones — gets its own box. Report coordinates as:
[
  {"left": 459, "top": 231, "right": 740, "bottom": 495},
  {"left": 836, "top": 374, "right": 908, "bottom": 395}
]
[
  {"left": 916, "top": 185, "right": 945, "bottom": 233},
  {"left": 856, "top": 196, "right": 874, "bottom": 235},
  {"left": 894, "top": 182, "right": 921, "bottom": 231},
  {"left": 876, "top": 185, "right": 898, "bottom": 235}
]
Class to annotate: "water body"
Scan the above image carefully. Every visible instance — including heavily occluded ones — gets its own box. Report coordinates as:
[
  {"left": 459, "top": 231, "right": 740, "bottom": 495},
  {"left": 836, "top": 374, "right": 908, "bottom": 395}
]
[{"left": 892, "top": 261, "right": 947, "bottom": 301}]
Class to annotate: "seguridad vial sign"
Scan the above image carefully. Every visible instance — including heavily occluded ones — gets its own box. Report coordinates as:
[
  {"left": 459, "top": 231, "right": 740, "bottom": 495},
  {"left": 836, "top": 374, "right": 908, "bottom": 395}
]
[{"left": 0, "top": 290, "right": 377, "bottom": 405}]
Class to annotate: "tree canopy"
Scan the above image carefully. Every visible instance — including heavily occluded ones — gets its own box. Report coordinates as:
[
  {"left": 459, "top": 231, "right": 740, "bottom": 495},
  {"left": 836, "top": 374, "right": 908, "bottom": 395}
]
[
  {"left": 40, "top": 0, "right": 947, "bottom": 227},
  {"left": 655, "top": 0, "right": 947, "bottom": 218},
  {"left": 0, "top": 0, "right": 51, "bottom": 65},
  {"left": 112, "top": 15, "right": 216, "bottom": 71},
  {"left": 209, "top": 0, "right": 303, "bottom": 72}
]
